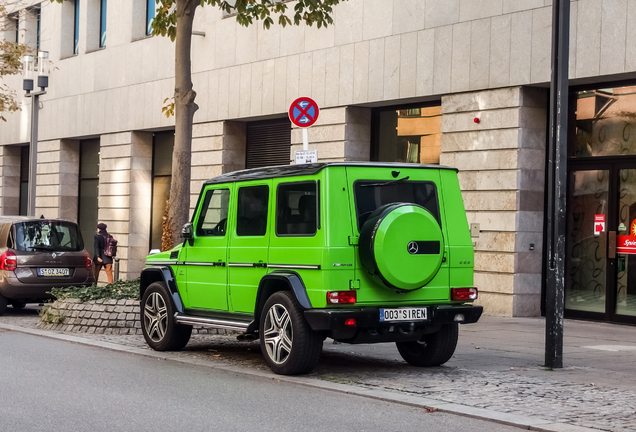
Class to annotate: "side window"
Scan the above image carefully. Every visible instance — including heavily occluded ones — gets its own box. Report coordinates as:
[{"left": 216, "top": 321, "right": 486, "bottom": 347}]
[
  {"left": 276, "top": 182, "right": 317, "bottom": 236},
  {"left": 196, "top": 189, "right": 230, "bottom": 236},
  {"left": 236, "top": 185, "right": 269, "bottom": 236}
]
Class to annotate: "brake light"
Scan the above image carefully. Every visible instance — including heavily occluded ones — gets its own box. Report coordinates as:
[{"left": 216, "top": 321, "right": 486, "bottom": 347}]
[
  {"left": 451, "top": 287, "right": 478, "bottom": 301},
  {"left": 0, "top": 250, "right": 17, "bottom": 271},
  {"left": 85, "top": 255, "right": 92, "bottom": 268},
  {"left": 327, "top": 291, "right": 357, "bottom": 304}
]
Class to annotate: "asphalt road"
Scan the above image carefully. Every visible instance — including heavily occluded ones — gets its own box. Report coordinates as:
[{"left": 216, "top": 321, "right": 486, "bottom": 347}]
[{"left": 0, "top": 329, "right": 523, "bottom": 432}]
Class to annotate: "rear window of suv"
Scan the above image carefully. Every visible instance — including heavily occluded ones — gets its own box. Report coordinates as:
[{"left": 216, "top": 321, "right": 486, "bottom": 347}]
[
  {"left": 9, "top": 221, "right": 84, "bottom": 252},
  {"left": 354, "top": 180, "right": 440, "bottom": 230}
]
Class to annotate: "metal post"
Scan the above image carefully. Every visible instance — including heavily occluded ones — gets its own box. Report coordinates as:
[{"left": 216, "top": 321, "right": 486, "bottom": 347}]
[
  {"left": 545, "top": 0, "right": 570, "bottom": 369},
  {"left": 27, "top": 93, "right": 40, "bottom": 217},
  {"left": 114, "top": 258, "right": 120, "bottom": 281}
]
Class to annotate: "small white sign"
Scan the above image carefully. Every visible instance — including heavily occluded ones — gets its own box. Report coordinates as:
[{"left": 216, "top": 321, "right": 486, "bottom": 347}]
[{"left": 295, "top": 150, "right": 317, "bottom": 165}]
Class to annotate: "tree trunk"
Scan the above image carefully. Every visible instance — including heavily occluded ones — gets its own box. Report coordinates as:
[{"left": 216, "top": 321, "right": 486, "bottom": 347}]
[{"left": 167, "top": 0, "right": 199, "bottom": 248}]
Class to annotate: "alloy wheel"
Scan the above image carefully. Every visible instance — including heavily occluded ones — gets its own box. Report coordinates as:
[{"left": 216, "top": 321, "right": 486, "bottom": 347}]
[
  {"left": 144, "top": 292, "right": 168, "bottom": 342},
  {"left": 263, "top": 303, "right": 293, "bottom": 364}
]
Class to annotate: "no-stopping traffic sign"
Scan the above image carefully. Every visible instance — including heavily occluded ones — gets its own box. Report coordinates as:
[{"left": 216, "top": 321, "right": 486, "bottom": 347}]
[{"left": 289, "top": 97, "right": 319, "bottom": 128}]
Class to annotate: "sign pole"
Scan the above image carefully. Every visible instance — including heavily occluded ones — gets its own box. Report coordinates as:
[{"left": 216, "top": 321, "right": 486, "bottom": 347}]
[
  {"left": 302, "top": 128, "right": 309, "bottom": 151},
  {"left": 545, "top": 0, "right": 570, "bottom": 369}
]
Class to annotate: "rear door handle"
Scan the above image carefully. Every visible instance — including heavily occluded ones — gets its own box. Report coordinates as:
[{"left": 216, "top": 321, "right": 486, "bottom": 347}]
[{"left": 609, "top": 231, "right": 617, "bottom": 259}]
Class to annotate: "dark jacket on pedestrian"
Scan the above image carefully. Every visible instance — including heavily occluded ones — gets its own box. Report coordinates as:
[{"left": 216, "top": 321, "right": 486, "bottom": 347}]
[{"left": 94, "top": 229, "right": 113, "bottom": 265}]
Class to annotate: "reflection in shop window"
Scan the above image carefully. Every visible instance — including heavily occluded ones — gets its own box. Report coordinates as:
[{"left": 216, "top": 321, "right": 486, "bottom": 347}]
[
  {"left": 571, "top": 85, "right": 636, "bottom": 158},
  {"left": 373, "top": 105, "right": 441, "bottom": 164}
]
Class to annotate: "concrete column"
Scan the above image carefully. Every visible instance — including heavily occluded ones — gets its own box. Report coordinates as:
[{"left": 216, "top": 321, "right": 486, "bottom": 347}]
[
  {"left": 440, "top": 87, "right": 547, "bottom": 317},
  {"left": 290, "top": 106, "right": 372, "bottom": 163},
  {"left": 0, "top": 146, "right": 21, "bottom": 216},
  {"left": 98, "top": 131, "right": 152, "bottom": 281},
  {"left": 190, "top": 121, "right": 246, "bottom": 217},
  {"left": 35, "top": 139, "right": 80, "bottom": 220}
]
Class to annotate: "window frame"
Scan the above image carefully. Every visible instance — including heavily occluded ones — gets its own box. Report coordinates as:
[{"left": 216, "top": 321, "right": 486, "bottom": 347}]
[
  {"left": 275, "top": 181, "right": 319, "bottom": 238},
  {"left": 195, "top": 188, "right": 231, "bottom": 238},
  {"left": 236, "top": 184, "right": 270, "bottom": 237}
]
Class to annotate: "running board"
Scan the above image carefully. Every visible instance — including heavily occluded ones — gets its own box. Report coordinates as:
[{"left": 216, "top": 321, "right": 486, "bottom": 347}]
[{"left": 174, "top": 313, "right": 251, "bottom": 331}]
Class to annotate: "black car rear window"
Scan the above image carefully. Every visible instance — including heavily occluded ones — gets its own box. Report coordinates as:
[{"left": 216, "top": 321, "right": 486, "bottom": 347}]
[
  {"left": 354, "top": 180, "right": 441, "bottom": 230},
  {"left": 11, "top": 221, "right": 84, "bottom": 252}
]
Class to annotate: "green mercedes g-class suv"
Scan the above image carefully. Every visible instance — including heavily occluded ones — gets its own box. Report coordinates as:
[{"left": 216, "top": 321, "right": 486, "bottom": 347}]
[{"left": 140, "top": 162, "right": 482, "bottom": 375}]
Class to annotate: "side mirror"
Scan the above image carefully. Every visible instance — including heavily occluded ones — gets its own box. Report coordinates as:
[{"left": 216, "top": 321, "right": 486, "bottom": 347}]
[{"left": 182, "top": 223, "right": 194, "bottom": 245}]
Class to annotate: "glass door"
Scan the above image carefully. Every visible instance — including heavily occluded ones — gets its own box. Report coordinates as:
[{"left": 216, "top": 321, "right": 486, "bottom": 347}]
[
  {"left": 565, "top": 168, "right": 610, "bottom": 315},
  {"left": 565, "top": 162, "right": 636, "bottom": 323},
  {"left": 614, "top": 168, "right": 636, "bottom": 318}
]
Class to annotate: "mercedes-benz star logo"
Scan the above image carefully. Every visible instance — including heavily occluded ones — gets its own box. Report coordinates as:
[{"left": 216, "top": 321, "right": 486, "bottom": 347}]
[{"left": 407, "top": 241, "right": 419, "bottom": 255}]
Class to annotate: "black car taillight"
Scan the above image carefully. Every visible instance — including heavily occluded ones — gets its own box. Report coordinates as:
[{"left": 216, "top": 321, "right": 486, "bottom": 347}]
[
  {"left": 85, "top": 253, "right": 92, "bottom": 268},
  {"left": 0, "top": 250, "right": 17, "bottom": 271}
]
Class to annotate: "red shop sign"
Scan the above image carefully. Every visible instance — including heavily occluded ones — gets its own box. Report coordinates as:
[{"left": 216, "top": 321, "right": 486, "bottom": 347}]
[{"left": 617, "top": 235, "right": 636, "bottom": 254}]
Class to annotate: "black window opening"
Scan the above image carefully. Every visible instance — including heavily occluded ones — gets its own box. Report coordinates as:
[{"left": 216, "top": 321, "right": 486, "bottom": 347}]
[
  {"left": 196, "top": 189, "right": 230, "bottom": 237},
  {"left": 78, "top": 140, "right": 100, "bottom": 250},
  {"left": 8, "top": 12, "right": 18, "bottom": 43},
  {"left": 245, "top": 118, "right": 292, "bottom": 169},
  {"left": 371, "top": 104, "right": 442, "bottom": 164},
  {"left": 19, "top": 146, "right": 29, "bottom": 216},
  {"left": 276, "top": 182, "right": 318, "bottom": 237},
  {"left": 353, "top": 181, "right": 441, "bottom": 230},
  {"left": 236, "top": 185, "right": 269, "bottom": 236},
  {"left": 150, "top": 131, "right": 174, "bottom": 251}
]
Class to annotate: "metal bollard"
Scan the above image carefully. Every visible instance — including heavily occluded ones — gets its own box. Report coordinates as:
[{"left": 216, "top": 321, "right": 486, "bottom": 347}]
[{"left": 114, "top": 258, "right": 120, "bottom": 281}]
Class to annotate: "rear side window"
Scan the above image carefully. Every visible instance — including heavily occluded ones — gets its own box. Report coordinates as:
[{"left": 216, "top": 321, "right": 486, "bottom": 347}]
[
  {"left": 276, "top": 182, "right": 318, "bottom": 236},
  {"left": 196, "top": 188, "right": 230, "bottom": 236},
  {"left": 354, "top": 181, "right": 440, "bottom": 230},
  {"left": 12, "top": 221, "right": 84, "bottom": 251},
  {"left": 236, "top": 185, "right": 269, "bottom": 236}
]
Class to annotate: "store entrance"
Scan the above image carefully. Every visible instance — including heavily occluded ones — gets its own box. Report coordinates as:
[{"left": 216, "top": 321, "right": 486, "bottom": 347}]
[{"left": 566, "top": 159, "right": 636, "bottom": 323}]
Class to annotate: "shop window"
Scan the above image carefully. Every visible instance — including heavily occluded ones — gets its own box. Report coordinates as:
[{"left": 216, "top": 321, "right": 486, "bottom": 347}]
[
  {"left": 78, "top": 140, "right": 100, "bottom": 248},
  {"left": 150, "top": 131, "right": 174, "bottom": 251},
  {"left": 569, "top": 85, "right": 636, "bottom": 158},
  {"left": 19, "top": 146, "right": 29, "bottom": 216},
  {"left": 372, "top": 104, "right": 442, "bottom": 164}
]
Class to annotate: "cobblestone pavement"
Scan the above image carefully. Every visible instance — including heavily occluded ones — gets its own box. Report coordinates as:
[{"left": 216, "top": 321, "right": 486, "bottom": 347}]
[{"left": 3, "top": 309, "right": 635, "bottom": 432}]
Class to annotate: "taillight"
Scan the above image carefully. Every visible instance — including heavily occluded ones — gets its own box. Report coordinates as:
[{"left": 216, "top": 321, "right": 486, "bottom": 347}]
[
  {"left": 327, "top": 291, "right": 357, "bottom": 305},
  {"left": 0, "top": 250, "right": 17, "bottom": 271},
  {"left": 85, "top": 256, "right": 92, "bottom": 268},
  {"left": 451, "top": 287, "right": 478, "bottom": 301}
]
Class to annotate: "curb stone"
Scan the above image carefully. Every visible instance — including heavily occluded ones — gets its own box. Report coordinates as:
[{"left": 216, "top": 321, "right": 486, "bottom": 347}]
[{"left": 0, "top": 322, "right": 604, "bottom": 432}]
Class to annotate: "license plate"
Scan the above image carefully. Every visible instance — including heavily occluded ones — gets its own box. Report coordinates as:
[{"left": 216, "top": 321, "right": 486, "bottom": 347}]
[
  {"left": 379, "top": 307, "right": 428, "bottom": 322},
  {"left": 37, "top": 268, "right": 70, "bottom": 277}
]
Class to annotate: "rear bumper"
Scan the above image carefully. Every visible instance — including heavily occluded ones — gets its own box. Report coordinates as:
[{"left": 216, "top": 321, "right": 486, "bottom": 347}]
[
  {"left": 304, "top": 304, "right": 483, "bottom": 344},
  {"left": 0, "top": 271, "right": 95, "bottom": 301}
]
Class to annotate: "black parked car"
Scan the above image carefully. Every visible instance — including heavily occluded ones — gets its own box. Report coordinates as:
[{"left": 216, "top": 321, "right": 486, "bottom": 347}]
[{"left": 0, "top": 217, "right": 95, "bottom": 315}]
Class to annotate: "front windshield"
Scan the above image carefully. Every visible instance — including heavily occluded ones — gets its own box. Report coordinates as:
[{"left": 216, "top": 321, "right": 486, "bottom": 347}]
[{"left": 13, "top": 221, "right": 84, "bottom": 252}]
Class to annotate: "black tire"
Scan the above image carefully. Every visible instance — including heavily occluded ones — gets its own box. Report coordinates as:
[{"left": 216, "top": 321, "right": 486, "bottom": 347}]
[
  {"left": 11, "top": 301, "right": 26, "bottom": 310},
  {"left": 0, "top": 294, "right": 7, "bottom": 316},
  {"left": 141, "top": 282, "right": 192, "bottom": 351},
  {"left": 396, "top": 323, "right": 459, "bottom": 367},
  {"left": 259, "top": 291, "right": 322, "bottom": 375}
]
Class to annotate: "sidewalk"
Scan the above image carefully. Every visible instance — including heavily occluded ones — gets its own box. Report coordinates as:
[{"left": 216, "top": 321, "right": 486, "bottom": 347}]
[{"left": 1, "top": 311, "right": 635, "bottom": 431}]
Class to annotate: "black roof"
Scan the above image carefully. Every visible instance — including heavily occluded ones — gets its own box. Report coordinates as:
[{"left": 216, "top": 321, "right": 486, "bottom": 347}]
[{"left": 204, "top": 162, "right": 457, "bottom": 185}]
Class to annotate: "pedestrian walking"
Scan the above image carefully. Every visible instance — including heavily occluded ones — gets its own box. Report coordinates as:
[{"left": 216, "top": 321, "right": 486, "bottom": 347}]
[{"left": 93, "top": 223, "right": 117, "bottom": 284}]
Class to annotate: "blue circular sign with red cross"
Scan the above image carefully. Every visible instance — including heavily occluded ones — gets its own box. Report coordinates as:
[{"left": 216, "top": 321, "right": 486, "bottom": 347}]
[{"left": 288, "top": 97, "right": 320, "bottom": 128}]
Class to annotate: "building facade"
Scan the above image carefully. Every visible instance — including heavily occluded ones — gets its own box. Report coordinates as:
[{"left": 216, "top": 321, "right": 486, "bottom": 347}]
[{"left": 2, "top": 0, "right": 635, "bottom": 323}]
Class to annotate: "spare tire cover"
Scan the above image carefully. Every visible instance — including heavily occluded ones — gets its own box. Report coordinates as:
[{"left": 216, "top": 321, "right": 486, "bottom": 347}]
[{"left": 359, "top": 203, "right": 444, "bottom": 291}]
